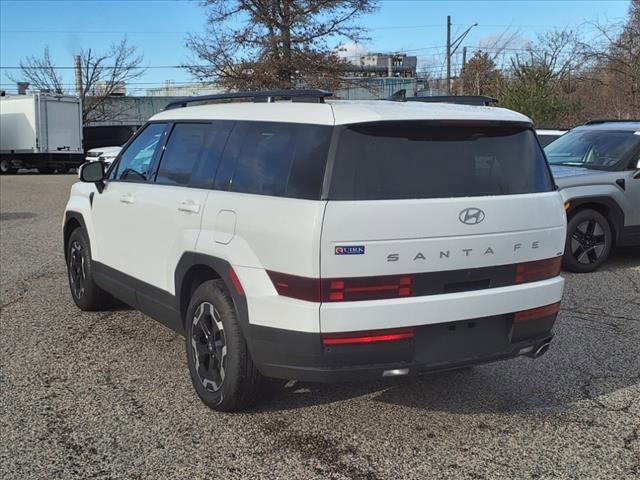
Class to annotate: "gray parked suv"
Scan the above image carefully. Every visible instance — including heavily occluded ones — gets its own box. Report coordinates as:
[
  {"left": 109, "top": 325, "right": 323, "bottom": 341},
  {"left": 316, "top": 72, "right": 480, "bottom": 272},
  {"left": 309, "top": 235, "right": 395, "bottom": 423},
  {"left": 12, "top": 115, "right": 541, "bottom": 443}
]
[{"left": 545, "top": 120, "right": 640, "bottom": 272}]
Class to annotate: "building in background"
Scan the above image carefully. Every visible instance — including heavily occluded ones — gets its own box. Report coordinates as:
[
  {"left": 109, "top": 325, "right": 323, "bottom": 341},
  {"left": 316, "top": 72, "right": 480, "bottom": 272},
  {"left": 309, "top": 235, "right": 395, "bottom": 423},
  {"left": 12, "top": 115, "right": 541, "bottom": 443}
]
[
  {"left": 146, "top": 81, "right": 225, "bottom": 97},
  {"left": 347, "top": 53, "right": 418, "bottom": 78}
]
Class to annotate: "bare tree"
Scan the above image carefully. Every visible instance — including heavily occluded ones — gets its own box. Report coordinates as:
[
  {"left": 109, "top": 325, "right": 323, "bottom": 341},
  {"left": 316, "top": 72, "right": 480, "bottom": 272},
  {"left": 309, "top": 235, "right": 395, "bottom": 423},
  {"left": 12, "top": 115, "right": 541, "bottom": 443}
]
[
  {"left": 579, "top": 0, "right": 640, "bottom": 117},
  {"left": 8, "top": 46, "right": 65, "bottom": 95},
  {"left": 459, "top": 51, "right": 500, "bottom": 96},
  {"left": 10, "top": 39, "right": 146, "bottom": 123},
  {"left": 499, "top": 30, "right": 582, "bottom": 127},
  {"left": 80, "top": 39, "right": 146, "bottom": 123},
  {"left": 186, "top": 0, "right": 378, "bottom": 91}
]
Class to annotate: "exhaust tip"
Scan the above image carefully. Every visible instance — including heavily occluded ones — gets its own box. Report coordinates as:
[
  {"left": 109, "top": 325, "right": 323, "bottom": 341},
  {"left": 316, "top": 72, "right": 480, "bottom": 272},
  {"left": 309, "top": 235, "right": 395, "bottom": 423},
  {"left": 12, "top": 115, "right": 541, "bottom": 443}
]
[
  {"left": 382, "top": 368, "right": 409, "bottom": 377},
  {"left": 526, "top": 341, "right": 551, "bottom": 359}
]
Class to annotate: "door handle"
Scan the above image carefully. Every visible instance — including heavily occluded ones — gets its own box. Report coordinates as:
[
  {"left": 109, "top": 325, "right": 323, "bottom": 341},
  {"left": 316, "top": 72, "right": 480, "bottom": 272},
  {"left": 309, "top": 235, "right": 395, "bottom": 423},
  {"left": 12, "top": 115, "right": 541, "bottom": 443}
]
[
  {"left": 120, "top": 194, "right": 134, "bottom": 204},
  {"left": 178, "top": 199, "right": 201, "bottom": 214}
]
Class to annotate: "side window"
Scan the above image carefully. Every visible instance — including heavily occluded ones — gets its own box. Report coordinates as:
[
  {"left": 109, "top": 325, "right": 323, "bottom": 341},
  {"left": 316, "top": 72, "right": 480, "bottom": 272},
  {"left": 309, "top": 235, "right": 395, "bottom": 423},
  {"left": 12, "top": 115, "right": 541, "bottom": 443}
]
[
  {"left": 156, "top": 121, "right": 232, "bottom": 188},
  {"left": 112, "top": 123, "right": 166, "bottom": 182},
  {"left": 217, "top": 122, "right": 331, "bottom": 199},
  {"left": 230, "top": 122, "right": 295, "bottom": 197}
]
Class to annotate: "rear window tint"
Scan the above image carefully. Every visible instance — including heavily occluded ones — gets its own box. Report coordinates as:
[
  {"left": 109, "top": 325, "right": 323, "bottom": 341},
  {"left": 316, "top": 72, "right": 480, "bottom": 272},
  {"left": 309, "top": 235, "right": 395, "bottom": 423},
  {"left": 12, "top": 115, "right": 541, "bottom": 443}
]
[
  {"left": 329, "top": 122, "right": 553, "bottom": 200},
  {"left": 219, "top": 122, "right": 332, "bottom": 199}
]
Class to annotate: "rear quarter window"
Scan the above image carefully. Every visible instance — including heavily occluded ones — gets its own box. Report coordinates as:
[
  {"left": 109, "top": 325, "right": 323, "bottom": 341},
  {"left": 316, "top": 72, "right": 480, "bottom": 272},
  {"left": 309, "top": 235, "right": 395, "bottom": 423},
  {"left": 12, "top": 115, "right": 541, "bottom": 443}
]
[
  {"left": 329, "top": 121, "right": 553, "bottom": 200},
  {"left": 216, "top": 121, "right": 332, "bottom": 199}
]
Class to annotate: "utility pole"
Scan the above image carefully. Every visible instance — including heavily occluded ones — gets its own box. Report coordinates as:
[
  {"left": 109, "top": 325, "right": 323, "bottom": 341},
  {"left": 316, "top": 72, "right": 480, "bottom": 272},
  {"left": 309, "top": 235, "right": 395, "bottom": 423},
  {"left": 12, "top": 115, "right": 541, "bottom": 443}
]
[
  {"left": 446, "top": 16, "right": 451, "bottom": 95},
  {"left": 460, "top": 46, "right": 467, "bottom": 95},
  {"left": 74, "top": 55, "right": 83, "bottom": 99},
  {"left": 446, "top": 17, "right": 477, "bottom": 96}
]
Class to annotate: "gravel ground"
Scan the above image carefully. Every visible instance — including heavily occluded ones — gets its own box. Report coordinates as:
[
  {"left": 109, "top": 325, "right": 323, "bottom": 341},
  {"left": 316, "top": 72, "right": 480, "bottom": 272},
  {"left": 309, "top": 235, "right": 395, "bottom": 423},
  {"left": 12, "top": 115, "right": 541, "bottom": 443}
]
[{"left": 1, "top": 174, "right": 639, "bottom": 480}]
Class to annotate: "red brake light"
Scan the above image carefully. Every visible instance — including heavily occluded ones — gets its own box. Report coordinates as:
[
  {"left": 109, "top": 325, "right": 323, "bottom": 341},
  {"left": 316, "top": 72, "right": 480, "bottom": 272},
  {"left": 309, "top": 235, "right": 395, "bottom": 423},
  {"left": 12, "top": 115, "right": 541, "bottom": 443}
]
[
  {"left": 514, "top": 302, "right": 561, "bottom": 324},
  {"left": 515, "top": 257, "right": 561, "bottom": 284},
  {"left": 323, "top": 275, "right": 413, "bottom": 302},
  {"left": 268, "top": 271, "right": 414, "bottom": 302},
  {"left": 322, "top": 327, "right": 415, "bottom": 346}
]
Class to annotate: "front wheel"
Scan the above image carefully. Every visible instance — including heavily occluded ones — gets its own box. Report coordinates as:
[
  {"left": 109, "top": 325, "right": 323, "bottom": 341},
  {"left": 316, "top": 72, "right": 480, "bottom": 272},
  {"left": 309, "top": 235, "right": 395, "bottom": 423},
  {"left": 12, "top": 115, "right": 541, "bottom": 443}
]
[
  {"left": 66, "top": 228, "right": 113, "bottom": 310},
  {"left": 563, "top": 209, "right": 612, "bottom": 273},
  {"left": 185, "top": 280, "right": 265, "bottom": 412}
]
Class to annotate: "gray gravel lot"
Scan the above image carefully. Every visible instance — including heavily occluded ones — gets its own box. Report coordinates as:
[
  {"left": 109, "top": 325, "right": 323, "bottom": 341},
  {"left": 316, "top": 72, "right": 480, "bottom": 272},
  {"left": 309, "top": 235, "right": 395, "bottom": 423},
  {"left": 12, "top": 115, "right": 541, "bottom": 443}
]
[{"left": 1, "top": 174, "right": 639, "bottom": 480}]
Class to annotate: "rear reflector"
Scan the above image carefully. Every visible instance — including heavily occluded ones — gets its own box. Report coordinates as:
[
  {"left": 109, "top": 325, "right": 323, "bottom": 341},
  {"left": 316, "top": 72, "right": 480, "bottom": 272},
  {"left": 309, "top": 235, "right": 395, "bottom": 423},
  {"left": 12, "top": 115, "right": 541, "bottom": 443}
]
[
  {"left": 513, "top": 302, "right": 561, "bottom": 324},
  {"left": 229, "top": 267, "right": 245, "bottom": 296},
  {"left": 515, "top": 257, "right": 561, "bottom": 284},
  {"left": 322, "top": 327, "right": 415, "bottom": 346}
]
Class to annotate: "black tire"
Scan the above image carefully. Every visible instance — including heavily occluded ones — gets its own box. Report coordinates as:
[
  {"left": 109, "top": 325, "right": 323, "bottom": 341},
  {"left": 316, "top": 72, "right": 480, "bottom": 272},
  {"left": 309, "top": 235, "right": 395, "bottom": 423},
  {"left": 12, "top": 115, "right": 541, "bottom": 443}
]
[
  {"left": 66, "top": 228, "right": 113, "bottom": 310},
  {"left": 0, "top": 159, "right": 17, "bottom": 175},
  {"left": 185, "top": 279, "right": 266, "bottom": 412},
  {"left": 563, "top": 209, "right": 612, "bottom": 273},
  {"left": 38, "top": 167, "right": 55, "bottom": 174}
]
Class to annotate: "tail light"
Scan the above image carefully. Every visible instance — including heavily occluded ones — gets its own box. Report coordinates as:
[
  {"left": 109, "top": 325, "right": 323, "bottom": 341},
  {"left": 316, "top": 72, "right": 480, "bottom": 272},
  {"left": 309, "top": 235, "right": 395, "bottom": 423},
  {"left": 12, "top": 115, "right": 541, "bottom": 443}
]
[
  {"left": 266, "top": 271, "right": 321, "bottom": 302},
  {"left": 515, "top": 257, "right": 561, "bottom": 284},
  {"left": 323, "top": 275, "right": 412, "bottom": 302},
  {"left": 514, "top": 302, "right": 561, "bottom": 324},
  {"left": 322, "top": 327, "right": 415, "bottom": 346},
  {"left": 267, "top": 271, "right": 413, "bottom": 302}
]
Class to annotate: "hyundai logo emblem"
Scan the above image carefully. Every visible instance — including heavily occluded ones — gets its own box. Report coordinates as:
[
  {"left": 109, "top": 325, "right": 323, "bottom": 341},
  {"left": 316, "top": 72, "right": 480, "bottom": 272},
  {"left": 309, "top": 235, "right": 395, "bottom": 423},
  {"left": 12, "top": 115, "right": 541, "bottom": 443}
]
[{"left": 459, "top": 207, "right": 485, "bottom": 225}]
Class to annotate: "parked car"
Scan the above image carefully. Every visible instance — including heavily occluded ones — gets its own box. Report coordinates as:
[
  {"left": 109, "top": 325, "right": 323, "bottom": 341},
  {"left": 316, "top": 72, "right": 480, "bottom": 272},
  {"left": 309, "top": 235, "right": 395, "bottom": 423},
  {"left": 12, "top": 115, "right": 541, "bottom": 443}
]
[
  {"left": 546, "top": 120, "right": 640, "bottom": 272},
  {"left": 85, "top": 145, "right": 122, "bottom": 167},
  {"left": 536, "top": 129, "right": 566, "bottom": 147},
  {"left": 63, "top": 89, "right": 566, "bottom": 411}
]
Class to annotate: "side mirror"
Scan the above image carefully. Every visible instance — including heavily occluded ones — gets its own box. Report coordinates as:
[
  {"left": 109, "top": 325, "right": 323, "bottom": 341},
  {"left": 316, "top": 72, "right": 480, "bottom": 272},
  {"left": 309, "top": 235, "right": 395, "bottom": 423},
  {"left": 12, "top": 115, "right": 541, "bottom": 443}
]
[
  {"left": 78, "top": 161, "right": 106, "bottom": 192},
  {"left": 634, "top": 159, "right": 640, "bottom": 179},
  {"left": 79, "top": 161, "right": 105, "bottom": 182}
]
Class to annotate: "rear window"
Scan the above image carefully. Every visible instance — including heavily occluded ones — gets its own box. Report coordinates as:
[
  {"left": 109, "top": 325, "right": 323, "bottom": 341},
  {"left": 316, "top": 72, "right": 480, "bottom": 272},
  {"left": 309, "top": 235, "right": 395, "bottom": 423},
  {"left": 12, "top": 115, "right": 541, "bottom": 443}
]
[{"left": 329, "top": 121, "right": 554, "bottom": 200}]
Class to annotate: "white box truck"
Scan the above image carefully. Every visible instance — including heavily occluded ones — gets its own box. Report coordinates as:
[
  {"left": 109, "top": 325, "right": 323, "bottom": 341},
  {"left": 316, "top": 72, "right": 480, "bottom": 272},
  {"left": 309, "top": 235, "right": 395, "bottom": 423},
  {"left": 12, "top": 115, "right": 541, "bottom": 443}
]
[{"left": 0, "top": 93, "right": 84, "bottom": 174}]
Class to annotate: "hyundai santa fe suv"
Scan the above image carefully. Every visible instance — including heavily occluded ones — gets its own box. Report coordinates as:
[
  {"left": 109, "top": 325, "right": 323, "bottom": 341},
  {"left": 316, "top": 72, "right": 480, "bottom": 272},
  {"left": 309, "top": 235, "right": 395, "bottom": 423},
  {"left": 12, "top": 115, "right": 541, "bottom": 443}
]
[
  {"left": 545, "top": 120, "right": 640, "bottom": 272},
  {"left": 63, "top": 89, "right": 566, "bottom": 411}
]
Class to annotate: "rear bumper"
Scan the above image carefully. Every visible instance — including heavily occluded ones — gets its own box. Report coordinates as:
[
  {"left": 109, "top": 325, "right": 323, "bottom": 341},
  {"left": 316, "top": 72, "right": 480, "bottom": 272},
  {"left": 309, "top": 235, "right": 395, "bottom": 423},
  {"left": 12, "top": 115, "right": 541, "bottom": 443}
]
[{"left": 247, "top": 312, "right": 557, "bottom": 383}]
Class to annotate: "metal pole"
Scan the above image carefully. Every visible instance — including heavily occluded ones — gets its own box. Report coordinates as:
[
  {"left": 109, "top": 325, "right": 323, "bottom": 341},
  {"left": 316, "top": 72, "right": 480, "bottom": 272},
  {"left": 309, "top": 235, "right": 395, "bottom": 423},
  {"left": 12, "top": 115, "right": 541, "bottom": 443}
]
[
  {"left": 460, "top": 46, "right": 467, "bottom": 95},
  {"left": 446, "top": 16, "right": 451, "bottom": 95}
]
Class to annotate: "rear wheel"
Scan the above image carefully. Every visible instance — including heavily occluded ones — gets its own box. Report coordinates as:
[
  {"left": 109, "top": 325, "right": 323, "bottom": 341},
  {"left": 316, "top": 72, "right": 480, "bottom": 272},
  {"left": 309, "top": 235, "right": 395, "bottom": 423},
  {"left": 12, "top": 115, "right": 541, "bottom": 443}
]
[
  {"left": 185, "top": 279, "right": 266, "bottom": 412},
  {"left": 563, "top": 209, "right": 612, "bottom": 273},
  {"left": 66, "top": 228, "right": 113, "bottom": 310},
  {"left": 0, "top": 159, "right": 17, "bottom": 175}
]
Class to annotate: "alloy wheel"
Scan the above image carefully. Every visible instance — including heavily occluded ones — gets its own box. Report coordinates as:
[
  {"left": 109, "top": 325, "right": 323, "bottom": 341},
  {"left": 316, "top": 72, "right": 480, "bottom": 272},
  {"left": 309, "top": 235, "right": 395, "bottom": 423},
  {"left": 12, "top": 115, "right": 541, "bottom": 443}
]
[
  {"left": 570, "top": 220, "right": 606, "bottom": 265},
  {"left": 69, "top": 240, "right": 86, "bottom": 298},
  {"left": 190, "top": 302, "right": 227, "bottom": 392}
]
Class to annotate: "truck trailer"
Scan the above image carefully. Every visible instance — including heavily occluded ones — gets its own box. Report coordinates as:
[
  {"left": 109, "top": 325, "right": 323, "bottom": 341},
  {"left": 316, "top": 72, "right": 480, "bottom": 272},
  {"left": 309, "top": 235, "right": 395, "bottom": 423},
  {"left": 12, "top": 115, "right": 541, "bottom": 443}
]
[{"left": 0, "top": 93, "right": 84, "bottom": 174}]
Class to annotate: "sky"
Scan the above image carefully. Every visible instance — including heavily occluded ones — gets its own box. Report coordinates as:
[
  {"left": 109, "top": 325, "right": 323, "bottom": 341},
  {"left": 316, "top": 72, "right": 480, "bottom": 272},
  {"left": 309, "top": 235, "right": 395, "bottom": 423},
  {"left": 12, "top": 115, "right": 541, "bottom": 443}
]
[{"left": 0, "top": 0, "right": 632, "bottom": 95}]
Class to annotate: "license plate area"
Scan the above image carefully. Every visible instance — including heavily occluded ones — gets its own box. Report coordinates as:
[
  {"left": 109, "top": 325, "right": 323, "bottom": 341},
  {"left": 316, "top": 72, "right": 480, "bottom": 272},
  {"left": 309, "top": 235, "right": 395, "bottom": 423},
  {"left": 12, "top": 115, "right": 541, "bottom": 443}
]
[{"left": 414, "top": 315, "right": 512, "bottom": 365}]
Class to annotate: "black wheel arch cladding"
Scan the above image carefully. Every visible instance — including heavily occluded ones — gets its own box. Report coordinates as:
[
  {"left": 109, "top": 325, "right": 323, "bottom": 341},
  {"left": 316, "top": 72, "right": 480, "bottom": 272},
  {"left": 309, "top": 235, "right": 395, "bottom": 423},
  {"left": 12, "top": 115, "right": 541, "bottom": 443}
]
[{"left": 566, "top": 196, "right": 624, "bottom": 243}]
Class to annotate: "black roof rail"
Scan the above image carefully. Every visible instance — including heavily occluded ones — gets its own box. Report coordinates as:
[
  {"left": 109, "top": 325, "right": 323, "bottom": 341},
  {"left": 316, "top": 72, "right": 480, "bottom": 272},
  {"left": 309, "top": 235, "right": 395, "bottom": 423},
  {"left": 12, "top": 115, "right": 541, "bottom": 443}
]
[
  {"left": 385, "top": 91, "right": 497, "bottom": 106},
  {"left": 163, "top": 89, "right": 333, "bottom": 110},
  {"left": 407, "top": 95, "right": 497, "bottom": 106},
  {"left": 583, "top": 119, "right": 640, "bottom": 125}
]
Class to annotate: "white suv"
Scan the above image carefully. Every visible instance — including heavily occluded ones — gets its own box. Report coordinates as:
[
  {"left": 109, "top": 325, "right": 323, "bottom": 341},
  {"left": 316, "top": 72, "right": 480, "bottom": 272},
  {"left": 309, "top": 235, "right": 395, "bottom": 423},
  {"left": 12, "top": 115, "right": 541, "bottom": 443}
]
[{"left": 63, "top": 90, "right": 566, "bottom": 411}]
